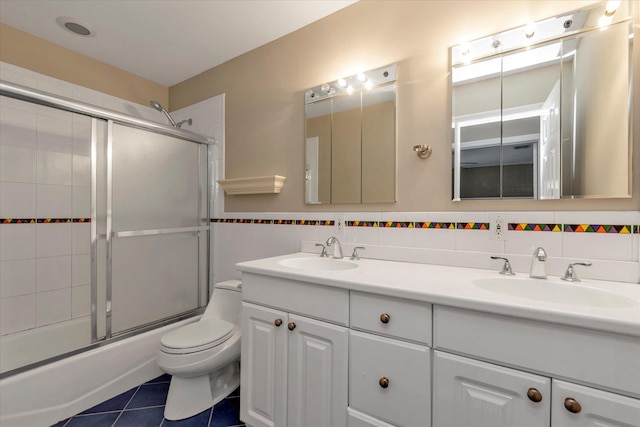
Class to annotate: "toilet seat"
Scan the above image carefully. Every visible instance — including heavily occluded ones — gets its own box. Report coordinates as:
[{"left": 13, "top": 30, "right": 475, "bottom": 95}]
[{"left": 160, "top": 319, "right": 234, "bottom": 354}]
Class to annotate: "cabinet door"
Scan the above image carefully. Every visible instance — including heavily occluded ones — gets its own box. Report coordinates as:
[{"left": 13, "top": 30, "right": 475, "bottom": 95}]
[
  {"left": 350, "top": 330, "right": 431, "bottom": 427},
  {"left": 240, "top": 302, "right": 288, "bottom": 427},
  {"left": 287, "top": 314, "right": 348, "bottom": 427},
  {"left": 433, "top": 351, "right": 550, "bottom": 427},
  {"left": 552, "top": 380, "right": 640, "bottom": 426}
]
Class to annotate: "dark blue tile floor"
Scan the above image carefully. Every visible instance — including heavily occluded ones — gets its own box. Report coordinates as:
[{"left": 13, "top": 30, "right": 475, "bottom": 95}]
[{"left": 51, "top": 374, "right": 244, "bottom": 427}]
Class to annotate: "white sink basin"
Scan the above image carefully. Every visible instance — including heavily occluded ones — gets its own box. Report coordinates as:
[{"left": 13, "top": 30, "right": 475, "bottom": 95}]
[
  {"left": 278, "top": 257, "right": 359, "bottom": 271},
  {"left": 473, "top": 277, "right": 638, "bottom": 308}
]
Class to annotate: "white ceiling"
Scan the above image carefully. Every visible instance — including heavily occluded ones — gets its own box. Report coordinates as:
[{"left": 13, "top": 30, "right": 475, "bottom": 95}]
[{"left": 0, "top": 0, "right": 357, "bottom": 87}]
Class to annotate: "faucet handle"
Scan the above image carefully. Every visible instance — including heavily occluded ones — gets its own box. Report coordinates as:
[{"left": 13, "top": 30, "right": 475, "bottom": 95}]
[
  {"left": 491, "top": 256, "right": 515, "bottom": 275},
  {"left": 315, "top": 243, "right": 329, "bottom": 258},
  {"left": 533, "top": 247, "right": 547, "bottom": 260},
  {"left": 351, "top": 247, "right": 365, "bottom": 261},
  {"left": 561, "top": 262, "right": 592, "bottom": 282}
]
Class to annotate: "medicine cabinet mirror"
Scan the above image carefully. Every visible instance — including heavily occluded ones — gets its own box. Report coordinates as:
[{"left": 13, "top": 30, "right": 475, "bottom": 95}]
[
  {"left": 305, "top": 64, "right": 397, "bottom": 204},
  {"left": 451, "top": 1, "right": 633, "bottom": 200}
]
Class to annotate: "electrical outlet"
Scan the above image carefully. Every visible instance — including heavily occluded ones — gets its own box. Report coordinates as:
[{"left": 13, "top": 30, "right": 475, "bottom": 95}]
[
  {"left": 490, "top": 214, "right": 508, "bottom": 241},
  {"left": 334, "top": 214, "right": 345, "bottom": 236}
]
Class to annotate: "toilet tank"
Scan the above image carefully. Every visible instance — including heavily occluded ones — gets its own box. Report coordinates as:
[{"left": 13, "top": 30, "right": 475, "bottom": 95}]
[{"left": 201, "top": 280, "right": 242, "bottom": 324}]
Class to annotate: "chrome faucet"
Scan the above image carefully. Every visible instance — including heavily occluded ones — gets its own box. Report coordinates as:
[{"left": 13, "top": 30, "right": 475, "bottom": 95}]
[
  {"left": 561, "top": 262, "right": 592, "bottom": 282},
  {"left": 325, "top": 236, "right": 344, "bottom": 259},
  {"left": 491, "top": 256, "right": 515, "bottom": 275},
  {"left": 315, "top": 243, "right": 329, "bottom": 257},
  {"left": 530, "top": 247, "right": 548, "bottom": 279}
]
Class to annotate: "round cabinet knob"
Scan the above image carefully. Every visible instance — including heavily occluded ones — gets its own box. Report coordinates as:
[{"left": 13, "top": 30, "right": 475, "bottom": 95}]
[
  {"left": 380, "top": 313, "right": 391, "bottom": 324},
  {"left": 564, "top": 397, "right": 582, "bottom": 414},
  {"left": 379, "top": 377, "right": 390, "bottom": 389},
  {"left": 274, "top": 318, "right": 283, "bottom": 327},
  {"left": 288, "top": 322, "right": 296, "bottom": 331},
  {"left": 527, "top": 388, "right": 543, "bottom": 403}
]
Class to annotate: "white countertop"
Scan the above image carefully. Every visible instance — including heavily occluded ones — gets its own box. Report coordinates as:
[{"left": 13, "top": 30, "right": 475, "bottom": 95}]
[{"left": 236, "top": 252, "right": 640, "bottom": 338}]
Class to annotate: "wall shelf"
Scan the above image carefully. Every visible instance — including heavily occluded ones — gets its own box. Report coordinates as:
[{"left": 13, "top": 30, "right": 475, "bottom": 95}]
[{"left": 217, "top": 175, "right": 286, "bottom": 195}]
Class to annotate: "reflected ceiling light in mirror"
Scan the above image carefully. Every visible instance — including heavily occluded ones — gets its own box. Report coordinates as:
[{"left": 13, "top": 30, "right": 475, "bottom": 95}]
[{"left": 305, "top": 63, "right": 397, "bottom": 104}]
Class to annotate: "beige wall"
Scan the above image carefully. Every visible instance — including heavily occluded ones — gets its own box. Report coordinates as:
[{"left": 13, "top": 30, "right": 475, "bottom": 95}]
[
  {"left": 171, "top": 0, "right": 639, "bottom": 212},
  {"left": 0, "top": 23, "right": 168, "bottom": 108}
]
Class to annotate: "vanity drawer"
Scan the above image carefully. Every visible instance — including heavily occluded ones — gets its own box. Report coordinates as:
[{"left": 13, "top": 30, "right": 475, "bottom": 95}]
[
  {"left": 242, "top": 273, "right": 349, "bottom": 326},
  {"left": 350, "top": 291, "right": 432, "bottom": 345},
  {"left": 434, "top": 306, "right": 640, "bottom": 397},
  {"left": 349, "top": 330, "right": 431, "bottom": 427}
]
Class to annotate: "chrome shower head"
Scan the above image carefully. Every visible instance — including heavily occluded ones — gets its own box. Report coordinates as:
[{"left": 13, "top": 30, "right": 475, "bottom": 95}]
[{"left": 149, "top": 100, "right": 177, "bottom": 127}]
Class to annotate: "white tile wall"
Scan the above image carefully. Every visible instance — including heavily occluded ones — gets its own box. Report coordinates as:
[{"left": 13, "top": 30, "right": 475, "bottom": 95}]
[{"left": 0, "top": 60, "right": 170, "bottom": 337}]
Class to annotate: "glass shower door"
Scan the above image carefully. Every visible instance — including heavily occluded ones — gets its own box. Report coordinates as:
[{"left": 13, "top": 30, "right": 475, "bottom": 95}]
[{"left": 106, "top": 122, "right": 208, "bottom": 336}]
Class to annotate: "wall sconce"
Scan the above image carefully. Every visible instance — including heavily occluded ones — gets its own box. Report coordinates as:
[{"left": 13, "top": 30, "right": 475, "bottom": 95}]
[{"left": 413, "top": 144, "right": 432, "bottom": 159}]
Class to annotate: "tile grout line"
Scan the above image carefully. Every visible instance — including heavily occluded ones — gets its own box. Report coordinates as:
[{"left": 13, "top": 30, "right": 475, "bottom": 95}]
[{"left": 110, "top": 384, "right": 141, "bottom": 427}]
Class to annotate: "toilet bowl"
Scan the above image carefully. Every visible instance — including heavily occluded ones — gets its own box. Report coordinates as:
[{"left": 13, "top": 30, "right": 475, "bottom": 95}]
[{"left": 157, "top": 280, "right": 242, "bottom": 421}]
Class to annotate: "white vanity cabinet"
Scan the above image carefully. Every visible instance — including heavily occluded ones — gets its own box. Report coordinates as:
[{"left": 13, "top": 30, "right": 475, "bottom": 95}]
[
  {"left": 433, "top": 306, "right": 640, "bottom": 427},
  {"left": 348, "top": 292, "right": 432, "bottom": 427},
  {"left": 240, "top": 273, "right": 349, "bottom": 427},
  {"left": 433, "top": 351, "right": 551, "bottom": 427}
]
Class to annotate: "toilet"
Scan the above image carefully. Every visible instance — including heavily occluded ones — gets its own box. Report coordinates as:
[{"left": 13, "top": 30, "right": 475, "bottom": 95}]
[{"left": 157, "top": 280, "right": 242, "bottom": 421}]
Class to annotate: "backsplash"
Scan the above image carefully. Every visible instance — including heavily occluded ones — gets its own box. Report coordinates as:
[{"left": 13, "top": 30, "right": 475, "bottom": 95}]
[{"left": 211, "top": 211, "right": 640, "bottom": 285}]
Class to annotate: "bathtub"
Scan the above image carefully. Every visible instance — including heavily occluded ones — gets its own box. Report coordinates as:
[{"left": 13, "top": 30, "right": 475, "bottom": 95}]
[{"left": 0, "top": 317, "right": 197, "bottom": 427}]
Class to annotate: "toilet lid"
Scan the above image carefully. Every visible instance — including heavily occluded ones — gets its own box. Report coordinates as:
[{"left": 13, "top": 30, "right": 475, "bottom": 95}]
[{"left": 161, "top": 319, "right": 234, "bottom": 354}]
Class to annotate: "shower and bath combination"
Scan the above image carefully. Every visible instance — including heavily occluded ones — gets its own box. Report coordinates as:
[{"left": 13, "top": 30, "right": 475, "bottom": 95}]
[{"left": 150, "top": 100, "right": 192, "bottom": 128}]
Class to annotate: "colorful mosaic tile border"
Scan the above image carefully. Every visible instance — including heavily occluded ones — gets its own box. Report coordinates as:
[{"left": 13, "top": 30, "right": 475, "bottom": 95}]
[
  {"left": 563, "top": 224, "right": 632, "bottom": 234},
  {"left": 4, "top": 217, "right": 636, "bottom": 234},
  {"left": 1, "top": 218, "right": 92, "bottom": 224},
  {"left": 509, "top": 223, "right": 562, "bottom": 232},
  {"left": 456, "top": 222, "right": 490, "bottom": 230},
  {"left": 211, "top": 218, "right": 334, "bottom": 226},
  {"left": 415, "top": 222, "right": 455, "bottom": 229},
  {"left": 211, "top": 219, "right": 636, "bottom": 234}
]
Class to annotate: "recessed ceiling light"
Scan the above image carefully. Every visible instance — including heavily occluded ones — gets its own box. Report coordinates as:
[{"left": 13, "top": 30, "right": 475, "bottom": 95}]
[{"left": 56, "top": 16, "right": 94, "bottom": 37}]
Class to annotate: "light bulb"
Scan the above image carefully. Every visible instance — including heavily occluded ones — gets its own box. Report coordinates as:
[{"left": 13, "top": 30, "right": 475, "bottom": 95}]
[
  {"left": 346, "top": 85, "right": 354, "bottom": 95},
  {"left": 357, "top": 72, "right": 367, "bottom": 82},
  {"left": 525, "top": 22, "right": 536, "bottom": 39},
  {"left": 599, "top": 14, "right": 612, "bottom": 28},
  {"left": 605, "top": 0, "right": 621, "bottom": 16},
  {"left": 337, "top": 78, "right": 347, "bottom": 88},
  {"left": 364, "top": 81, "right": 373, "bottom": 90}
]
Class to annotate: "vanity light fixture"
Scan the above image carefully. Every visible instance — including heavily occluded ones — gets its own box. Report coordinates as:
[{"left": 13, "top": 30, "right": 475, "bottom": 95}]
[
  {"left": 451, "top": 0, "right": 630, "bottom": 66},
  {"left": 305, "top": 64, "right": 396, "bottom": 104}
]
